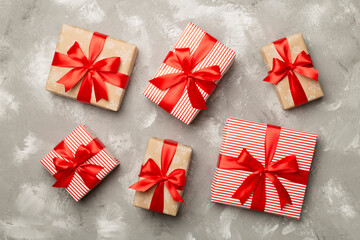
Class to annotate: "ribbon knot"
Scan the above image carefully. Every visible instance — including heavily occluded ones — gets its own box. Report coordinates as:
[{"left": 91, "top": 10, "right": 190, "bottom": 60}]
[
  {"left": 130, "top": 139, "right": 186, "bottom": 213},
  {"left": 218, "top": 125, "right": 309, "bottom": 211},
  {"left": 288, "top": 63, "right": 295, "bottom": 70},
  {"left": 161, "top": 175, "right": 169, "bottom": 181},
  {"left": 52, "top": 138, "right": 105, "bottom": 190},
  {"left": 149, "top": 33, "right": 221, "bottom": 112},
  {"left": 263, "top": 37, "right": 319, "bottom": 107},
  {"left": 52, "top": 32, "right": 129, "bottom": 104}
]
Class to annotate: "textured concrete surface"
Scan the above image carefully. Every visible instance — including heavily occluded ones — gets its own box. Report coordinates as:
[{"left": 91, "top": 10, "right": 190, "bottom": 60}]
[{"left": 1, "top": 0, "right": 360, "bottom": 239}]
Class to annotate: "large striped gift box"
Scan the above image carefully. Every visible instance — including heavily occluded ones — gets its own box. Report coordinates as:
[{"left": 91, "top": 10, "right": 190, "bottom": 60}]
[
  {"left": 143, "top": 22, "right": 236, "bottom": 124},
  {"left": 211, "top": 118, "right": 317, "bottom": 219},
  {"left": 41, "top": 125, "right": 119, "bottom": 201}
]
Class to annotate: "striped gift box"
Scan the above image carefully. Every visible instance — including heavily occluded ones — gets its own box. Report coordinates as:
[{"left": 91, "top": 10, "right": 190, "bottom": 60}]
[
  {"left": 211, "top": 118, "right": 317, "bottom": 219},
  {"left": 41, "top": 125, "right": 119, "bottom": 201},
  {"left": 143, "top": 22, "right": 236, "bottom": 124}
]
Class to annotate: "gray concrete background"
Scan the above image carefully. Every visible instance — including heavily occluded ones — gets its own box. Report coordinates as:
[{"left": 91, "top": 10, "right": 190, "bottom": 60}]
[{"left": 1, "top": 0, "right": 360, "bottom": 239}]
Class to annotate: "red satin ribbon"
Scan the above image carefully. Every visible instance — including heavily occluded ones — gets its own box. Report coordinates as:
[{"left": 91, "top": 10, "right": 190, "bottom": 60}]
[
  {"left": 52, "top": 138, "right": 105, "bottom": 189},
  {"left": 263, "top": 38, "right": 319, "bottom": 106},
  {"left": 218, "top": 125, "right": 309, "bottom": 211},
  {"left": 150, "top": 33, "right": 221, "bottom": 111},
  {"left": 129, "top": 140, "right": 186, "bottom": 213},
  {"left": 52, "top": 32, "right": 129, "bottom": 103}
]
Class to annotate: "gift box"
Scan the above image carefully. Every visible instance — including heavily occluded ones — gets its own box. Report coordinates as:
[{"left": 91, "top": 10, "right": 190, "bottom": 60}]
[
  {"left": 40, "top": 125, "right": 119, "bottom": 201},
  {"left": 143, "top": 22, "right": 236, "bottom": 124},
  {"left": 211, "top": 118, "right": 317, "bottom": 219},
  {"left": 46, "top": 24, "right": 138, "bottom": 111},
  {"left": 261, "top": 33, "right": 323, "bottom": 109},
  {"left": 130, "top": 137, "right": 192, "bottom": 216}
]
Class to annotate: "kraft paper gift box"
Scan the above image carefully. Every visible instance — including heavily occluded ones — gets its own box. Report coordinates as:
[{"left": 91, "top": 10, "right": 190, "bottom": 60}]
[
  {"left": 46, "top": 24, "right": 138, "bottom": 111},
  {"left": 41, "top": 125, "right": 119, "bottom": 201},
  {"left": 130, "top": 137, "right": 192, "bottom": 216},
  {"left": 144, "top": 22, "right": 236, "bottom": 124},
  {"left": 261, "top": 33, "right": 323, "bottom": 109},
  {"left": 211, "top": 118, "right": 317, "bottom": 219}
]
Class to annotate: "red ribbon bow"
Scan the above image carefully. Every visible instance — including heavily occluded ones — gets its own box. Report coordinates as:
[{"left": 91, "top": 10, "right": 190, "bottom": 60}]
[
  {"left": 130, "top": 139, "right": 186, "bottom": 213},
  {"left": 150, "top": 33, "right": 221, "bottom": 111},
  {"left": 52, "top": 32, "right": 129, "bottom": 103},
  {"left": 263, "top": 37, "right": 319, "bottom": 106},
  {"left": 52, "top": 138, "right": 105, "bottom": 189},
  {"left": 218, "top": 125, "right": 309, "bottom": 211}
]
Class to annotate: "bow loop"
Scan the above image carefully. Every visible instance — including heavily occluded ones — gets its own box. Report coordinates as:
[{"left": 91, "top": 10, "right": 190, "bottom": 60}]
[
  {"left": 74, "top": 145, "right": 92, "bottom": 165},
  {"left": 92, "top": 57, "right": 120, "bottom": 72},
  {"left": 236, "top": 148, "right": 264, "bottom": 172},
  {"left": 172, "top": 48, "right": 192, "bottom": 73},
  {"left": 292, "top": 51, "right": 313, "bottom": 67},
  {"left": 167, "top": 169, "right": 186, "bottom": 189},
  {"left": 53, "top": 157, "right": 73, "bottom": 172},
  {"left": 138, "top": 159, "right": 162, "bottom": 177},
  {"left": 267, "top": 155, "right": 299, "bottom": 174},
  {"left": 263, "top": 58, "right": 289, "bottom": 85},
  {"left": 67, "top": 42, "right": 89, "bottom": 65}
]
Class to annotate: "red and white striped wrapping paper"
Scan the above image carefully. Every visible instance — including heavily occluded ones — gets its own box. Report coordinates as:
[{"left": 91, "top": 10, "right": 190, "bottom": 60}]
[
  {"left": 40, "top": 125, "right": 119, "bottom": 201},
  {"left": 143, "top": 22, "right": 236, "bottom": 124},
  {"left": 211, "top": 118, "right": 317, "bottom": 219}
]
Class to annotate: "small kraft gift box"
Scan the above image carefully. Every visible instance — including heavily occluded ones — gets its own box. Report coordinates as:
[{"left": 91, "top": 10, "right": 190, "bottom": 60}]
[
  {"left": 46, "top": 24, "right": 138, "bottom": 111},
  {"left": 130, "top": 137, "right": 192, "bottom": 216},
  {"left": 211, "top": 118, "right": 317, "bottom": 219},
  {"left": 40, "top": 125, "right": 119, "bottom": 201},
  {"left": 144, "top": 22, "right": 236, "bottom": 124},
  {"left": 261, "top": 33, "right": 323, "bottom": 109}
]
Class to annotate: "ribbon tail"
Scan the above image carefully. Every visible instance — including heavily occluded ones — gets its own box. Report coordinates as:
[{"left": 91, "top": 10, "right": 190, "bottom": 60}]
[
  {"left": 52, "top": 170, "right": 75, "bottom": 188},
  {"left": 149, "top": 181, "right": 165, "bottom": 213},
  {"left": 78, "top": 169, "right": 101, "bottom": 189},
  {"left": 232, "top": 173, "right": 261, "bottom": 205},
  {"left": 158, "top": 80, "right": 187, "bottom": 113},
  {"left": 193, "top": 79, "right": 217, "bottom": 95},
  {"left": 250, "top": 174, "right": 266, "bottom": 212},
  {"left": 77, "top": 73, "right": 93, "bottom": 103},
  {"left": 266, "top": 173, "right": 292, "bottom": 209},
  {"left": 288, "top": 70, "right": 308, "bottom": 106},
  {"left": 165, "top": 181, "right": 185, "bottom": 205},
  {"left": 92, "top": 72, "right": 108, "bottom": 102},
  {"left": 79, "top": 164, "right": 103, "bottom": 176},
  {"left": 187, "top": 79, "right": 207, "bottom": 110}
]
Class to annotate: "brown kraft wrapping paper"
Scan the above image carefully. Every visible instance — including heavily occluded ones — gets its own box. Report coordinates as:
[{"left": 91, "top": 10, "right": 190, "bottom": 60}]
[
  {"left": 260, "top": 33, "right": 323, "bottom": 109},
  {"left": 46, "top": 24, "right": 138, "bottom": 111},
  {"left": 133, "top": 137, "right": 192, "bottom": 216}
]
